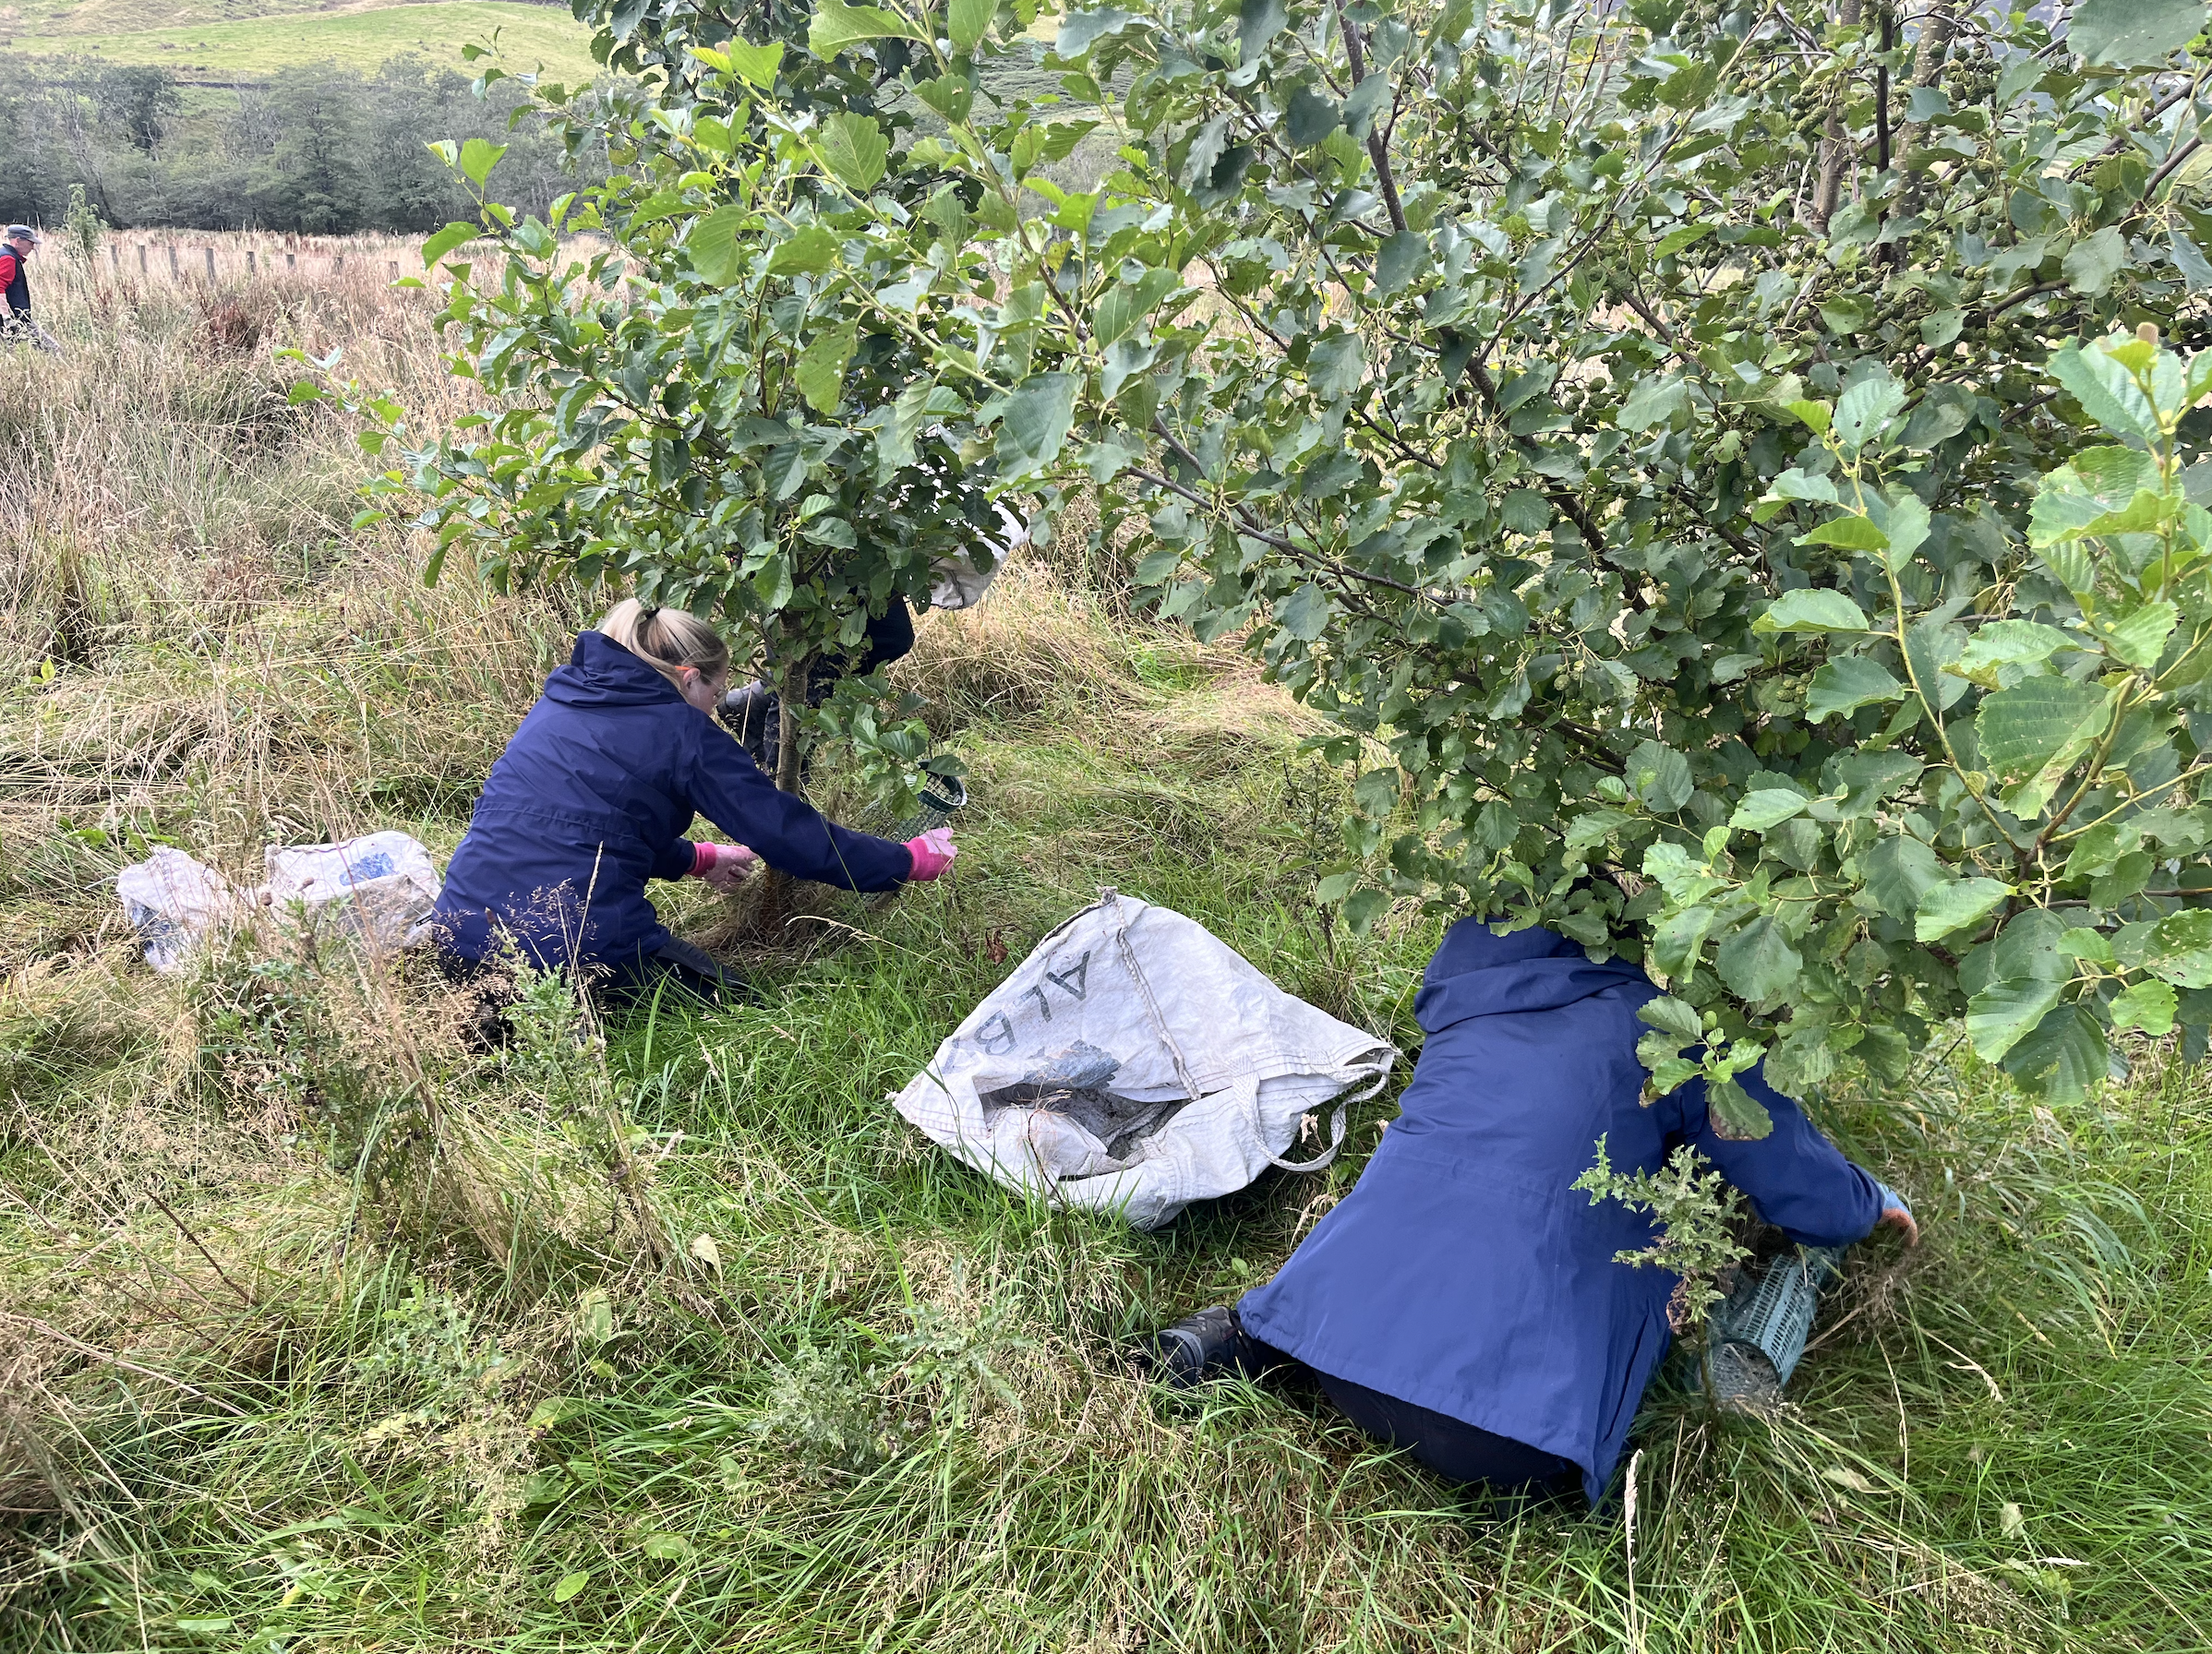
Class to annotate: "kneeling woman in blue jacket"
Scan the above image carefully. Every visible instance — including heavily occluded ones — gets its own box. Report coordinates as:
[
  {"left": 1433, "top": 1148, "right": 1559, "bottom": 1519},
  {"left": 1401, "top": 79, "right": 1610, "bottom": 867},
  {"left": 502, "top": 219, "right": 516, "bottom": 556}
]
[
  {"left": 1151, "top": 919, "right": 1915, "bottom": 1507},
  {"left": 429, "top": 599, "right": 954, "bottom": 1001}
]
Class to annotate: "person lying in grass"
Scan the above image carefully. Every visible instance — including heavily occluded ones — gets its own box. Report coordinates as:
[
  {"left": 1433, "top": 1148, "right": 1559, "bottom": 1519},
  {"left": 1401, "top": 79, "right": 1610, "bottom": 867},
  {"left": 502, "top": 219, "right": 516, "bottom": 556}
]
[
  {"left": 1149, "top": 918, "right": 1917, "bottom": 1507},
  {"left": 426, "top": 598, "right": 956, "bottom": 1003}
]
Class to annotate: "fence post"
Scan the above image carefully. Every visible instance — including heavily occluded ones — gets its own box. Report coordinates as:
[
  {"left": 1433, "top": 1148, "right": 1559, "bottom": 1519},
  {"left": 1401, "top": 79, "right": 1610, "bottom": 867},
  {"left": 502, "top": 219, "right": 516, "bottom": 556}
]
[
  {"left": 203, "top": 246, "right": 216, "bottom": 281},
  {"left": 286, "top": 252, "right": 296, "bottom": 270},
  {"left": 246, "top": 249, "right": 257, "bottom": 275},
  {"left": 138, "top": 244, "right": 148, "bottom": 273},
  {"left": 168, "top": 245, "right": 179, "bottom": 279},
  {"left": 333, "top": 254, "right": 345, "bottom": 273},
  {"left": 108, "top": 245, "right": 117, "bottom": 270}
]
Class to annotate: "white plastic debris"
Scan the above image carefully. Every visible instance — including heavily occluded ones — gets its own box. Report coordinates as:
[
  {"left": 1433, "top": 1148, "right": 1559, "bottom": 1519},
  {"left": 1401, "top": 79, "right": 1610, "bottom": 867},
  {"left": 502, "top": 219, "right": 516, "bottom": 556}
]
[
  {"left": 891, "top": 890, "right": 1398, "bottom": 1229},
  {"left": 116, "top": 833, "right": 441, "bottom": 972},
  {"left": 116, "top": 848, "right": 244, "bottom": 974},
  {"left": 930, "top": 502, "right": 1028, "bottom": 611}
]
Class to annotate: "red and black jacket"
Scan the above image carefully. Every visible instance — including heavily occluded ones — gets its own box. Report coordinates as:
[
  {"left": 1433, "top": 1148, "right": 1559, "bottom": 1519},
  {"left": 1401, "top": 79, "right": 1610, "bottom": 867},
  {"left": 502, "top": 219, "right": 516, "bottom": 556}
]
[{"left": 0, "top": 248, "right": 29, "bottom": 318}]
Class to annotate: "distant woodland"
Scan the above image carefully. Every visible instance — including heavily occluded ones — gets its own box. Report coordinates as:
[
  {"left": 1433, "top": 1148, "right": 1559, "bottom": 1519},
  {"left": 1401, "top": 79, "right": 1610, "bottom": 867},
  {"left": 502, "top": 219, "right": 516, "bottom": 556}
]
[{"left": 0, "top": 56, "right": 599, "bottom": 232}]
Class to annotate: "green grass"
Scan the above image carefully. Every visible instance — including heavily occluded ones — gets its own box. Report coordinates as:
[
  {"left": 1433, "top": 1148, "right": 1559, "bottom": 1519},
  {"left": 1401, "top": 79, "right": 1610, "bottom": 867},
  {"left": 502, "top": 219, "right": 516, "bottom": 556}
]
[
  {"left": 2, "top": 246, "right": 2211, "bottom": 1654},
  {"left": 3, "top": 0, "right": 599, "bottom": 82}
]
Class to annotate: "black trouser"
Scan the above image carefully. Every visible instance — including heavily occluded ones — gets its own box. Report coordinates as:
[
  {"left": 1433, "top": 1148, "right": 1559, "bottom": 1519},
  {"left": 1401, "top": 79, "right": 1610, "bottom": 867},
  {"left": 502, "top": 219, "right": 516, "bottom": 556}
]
[
  {"left": 1246, "top": 1333, "right": 1581, "bottom": 1501},
  {"left": 431, "top": 936, "right": 747, "bottom": 1046}
]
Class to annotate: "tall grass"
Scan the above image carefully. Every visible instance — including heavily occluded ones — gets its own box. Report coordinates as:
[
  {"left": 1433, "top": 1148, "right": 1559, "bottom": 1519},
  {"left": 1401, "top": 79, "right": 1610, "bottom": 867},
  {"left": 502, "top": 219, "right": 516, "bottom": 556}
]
[{"left": 2, "top": 236, "right": 2208, "bottom": 1654}]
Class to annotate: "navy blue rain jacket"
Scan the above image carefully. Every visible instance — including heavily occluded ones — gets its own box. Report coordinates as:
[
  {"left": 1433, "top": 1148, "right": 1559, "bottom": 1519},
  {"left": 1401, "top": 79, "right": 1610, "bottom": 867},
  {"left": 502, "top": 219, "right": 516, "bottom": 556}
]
[
  {"left": 432, "top": 631, "right": 913, "bottom": 975},
  {"left": 1237, "top": 919, "right": 1882, "bottom": 1504}
]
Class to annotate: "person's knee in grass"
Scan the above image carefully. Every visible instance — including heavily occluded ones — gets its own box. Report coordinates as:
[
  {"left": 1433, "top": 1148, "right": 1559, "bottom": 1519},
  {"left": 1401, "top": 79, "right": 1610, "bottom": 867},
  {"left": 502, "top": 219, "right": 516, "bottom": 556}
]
[{"left": 1145, "top": 917, "right": 1918, "bottom": 1507}]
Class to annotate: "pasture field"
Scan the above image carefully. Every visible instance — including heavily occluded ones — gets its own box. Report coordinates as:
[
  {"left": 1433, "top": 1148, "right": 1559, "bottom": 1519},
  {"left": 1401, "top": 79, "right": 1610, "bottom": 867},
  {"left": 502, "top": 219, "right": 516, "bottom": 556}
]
[
  {"left": 0, "top": 241, "right": 2208, "bottom": 1653},
  {"left": 0, "top": 0, "right": 598, "bottom": 80}
]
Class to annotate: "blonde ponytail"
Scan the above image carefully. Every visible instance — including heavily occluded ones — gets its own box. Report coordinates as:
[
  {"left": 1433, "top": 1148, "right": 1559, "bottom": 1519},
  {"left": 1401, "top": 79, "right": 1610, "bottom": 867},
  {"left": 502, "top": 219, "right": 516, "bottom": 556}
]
[{"left": 597, "top": 598, "right": 732, "bottom": 692}]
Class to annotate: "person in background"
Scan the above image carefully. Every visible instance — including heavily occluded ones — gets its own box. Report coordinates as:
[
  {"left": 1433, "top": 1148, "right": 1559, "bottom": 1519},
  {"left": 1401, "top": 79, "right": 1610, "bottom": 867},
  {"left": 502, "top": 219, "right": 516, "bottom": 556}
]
[
  {"left": 722, "top": 500, "right": 1027, "bottom": 773},
  {"left": 1148, "top": 918, "right": 1917, "bottom": 1509},
  {"left": 1, "top": 226, "right": 61, "bottom": 354},
  {"left": 427, "top": 599, "right": 956, "bottom": 1004}
]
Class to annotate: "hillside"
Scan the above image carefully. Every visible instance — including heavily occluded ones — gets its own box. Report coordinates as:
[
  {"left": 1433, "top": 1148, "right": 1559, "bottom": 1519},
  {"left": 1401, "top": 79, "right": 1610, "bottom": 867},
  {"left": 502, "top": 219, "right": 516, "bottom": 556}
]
[{"left": 0, "top": 0, "right": 598, "bottom": 80}]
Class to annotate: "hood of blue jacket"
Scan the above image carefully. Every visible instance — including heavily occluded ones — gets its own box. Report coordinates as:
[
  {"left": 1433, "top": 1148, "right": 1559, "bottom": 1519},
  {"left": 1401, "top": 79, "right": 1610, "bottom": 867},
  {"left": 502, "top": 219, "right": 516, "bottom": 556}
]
[
  {"left": 544, "top": 631, "right": 686, "bottom": 709},
  {"left": 1413, "top": 919, "right": 1651, "bottom": 1035}
]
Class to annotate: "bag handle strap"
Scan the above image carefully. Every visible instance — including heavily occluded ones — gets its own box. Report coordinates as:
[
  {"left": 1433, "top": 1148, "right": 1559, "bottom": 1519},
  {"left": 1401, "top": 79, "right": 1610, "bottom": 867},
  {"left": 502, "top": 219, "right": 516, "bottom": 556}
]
[{"left": 1106, "top": 888, "right": 1383, "bottom": 1178}]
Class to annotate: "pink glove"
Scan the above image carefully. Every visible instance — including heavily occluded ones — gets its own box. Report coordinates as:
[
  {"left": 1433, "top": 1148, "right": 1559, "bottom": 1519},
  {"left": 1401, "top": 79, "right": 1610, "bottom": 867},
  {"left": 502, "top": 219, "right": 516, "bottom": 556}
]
[
  {"left": 904, "top": 827, "right": 957, "bottom": 882},
  {"left": 689, "top": 842, "right": 758, "bottom": 891}
]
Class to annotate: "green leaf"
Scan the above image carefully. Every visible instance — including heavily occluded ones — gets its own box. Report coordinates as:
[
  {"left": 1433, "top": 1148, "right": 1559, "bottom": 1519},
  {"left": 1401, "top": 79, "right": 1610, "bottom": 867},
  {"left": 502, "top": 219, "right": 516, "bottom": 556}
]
[
  {"left": 2110, "top": 977, "right": 2178, "bottom": 1036},
  {"left": 2069, "top": 0, "right": 2209, "bottom": 65},
  {"left": 996, "top": 373, "right": 1079, "bottom": 476},
  {"left": 1731, "top": 789, "right": 1811, "bottom": 831},
  {"left": 1707, "top": 1075, "right": 1774, "bottom": 1140},
  {"left": 1957, "top": 619, "right": 2075, "bottom": 677},
  {"left": 1094, "top": 267, "right": 1181, "bottom": 346},
  {"left": 690, "top": 205, "right": 753, "bottom": 284},
  {"left": 640, "top": 1533, "right": 692, "bottom": 1561},
  {"left": 552, "top": 1571, "right": 592, "bottom": 1603},
  {"left": 459, "top": 137, "right": 507, "bottom": 186},
  {"left": 421, "top": 221, "right": 476, "bottom": 267},
  {"left": 1637, "top": 994, "right": 1705, "bottom": 1042},
  {"left": 754, "top": 554, "right": 793, "bottom": 610},
  {"left": 1276, "top": 583, "right": 1331, "bottom": 641},
  {"left": 2100, "top": 600, "right": 2179, "bottom": 669},
  {"left": 1797, "top": 513, "right": 1890, "bottom": 553},
  {"left": 1914, "top": 877, "right": 2012, "bottom": 942},
  {"left": 1806, "top": 655, "right": 1905, "bottom": 721},
  {"left": 1864, "top": 833, "right": 1945, "bottom": 920},
  {"left": 2145, "top": 908, "right": 2212, "bottom": 987},
  {"left": 1376, "top": 231, "right": 1432, "bottom": 296},
  {"left": 2048, "top": 343, "right": 2161, "bottom": 447},
  {"left": 1833, "top": 376, "right": 1905, "bottom": 451},
  {"left": 819, "top": 114, "right": 890, "bottom": 192},
  {"left": 1286, "top": 84, "right": 1342, "bottom": 146},
  {"left": 1618, "top": 372, "right": 1689, "bottom": 431},
  {"left": 1055, "top": 6, "right": 1135, "bottom": 56},
  {"left": 725, "top": 38, "right": 786, "bottom": 86},
  {"left": 1881, "top": 494, "right": 1931, "bottom": 571},
  {"left": 950, "top": 0, "right": 994, "bottom": 50},
  {"left": 1785, "top": 399, "right": 1833, "bottom": 435},
  {"left": 1627, "top": 740, "right": 1694, "bottom": 813},
  {"left": 1717, "top": 915, "right": 1803, "bottom": 1001},
  {"left": 1650, "top": 904, "right": 1718, "bottom": 979},
  {"left": 2062, "top": 226, "right": 2128, "bottom": 297},
  {"left": 1966, "top": 976, "right": 2064, "bottom": 1061},
  {"left": 1354, "top": 768, "right": 1402, "bottom": 816},
  {"left": 810, "top": 0, "right": 923, "bottom": 57},
  {"left": 1753, "top": 590, "right": 1870, "bottom": 635},
  {"left": 1237, "top": 0, "right": 1289, "bottom": 62},
  {"left": 2001, "top": 1002, "right": 2110, "bottom": 1103},
  {"left": 1976, "top": 677, "right": 2110, "bottom": 779},
  {"left": 764, "top": 224, "right": 841, "bottom": 276},
  {"left": 795, "top": 323, "right": 858, "bottom": 414}
]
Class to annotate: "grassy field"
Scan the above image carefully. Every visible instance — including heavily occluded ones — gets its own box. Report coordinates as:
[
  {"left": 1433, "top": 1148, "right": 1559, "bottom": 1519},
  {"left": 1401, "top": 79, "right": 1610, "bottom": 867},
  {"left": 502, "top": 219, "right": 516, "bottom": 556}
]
[
  {"left": 1, "top": 244, "right": 2209, "bottom": 1653},
  {"left": 0, "top": 0, "right": 598, "bottom": 81}
]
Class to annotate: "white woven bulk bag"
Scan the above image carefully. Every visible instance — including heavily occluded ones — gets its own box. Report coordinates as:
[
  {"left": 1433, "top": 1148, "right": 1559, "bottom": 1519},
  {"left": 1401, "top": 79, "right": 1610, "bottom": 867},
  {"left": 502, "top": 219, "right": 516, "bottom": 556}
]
[
  {"left": 263, "top": 832, "right": 440, "bottom": 953},
  {"left": 891, "top": 891, "right": 1398, "bottom": 1229}
]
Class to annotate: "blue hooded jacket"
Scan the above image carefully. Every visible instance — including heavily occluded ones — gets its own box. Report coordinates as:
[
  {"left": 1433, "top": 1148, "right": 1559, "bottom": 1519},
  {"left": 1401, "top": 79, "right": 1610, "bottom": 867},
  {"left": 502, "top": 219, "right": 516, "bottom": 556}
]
[
  {"left": 432, "top": 631, "right": 913, "bottom": 975},
  {"left": 1237, "top": 919, "right": 1883, "bottom": 1504}
]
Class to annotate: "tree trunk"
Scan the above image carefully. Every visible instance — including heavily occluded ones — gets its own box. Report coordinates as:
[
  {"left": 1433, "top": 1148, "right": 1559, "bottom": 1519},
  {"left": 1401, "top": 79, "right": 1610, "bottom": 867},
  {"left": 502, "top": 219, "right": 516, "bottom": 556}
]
[
  {"left": 1807, "top": 0, "right": 1864, "bottom": 234},
  {"left": 755, "top": 642, "right": 814, "bottom": 939}
]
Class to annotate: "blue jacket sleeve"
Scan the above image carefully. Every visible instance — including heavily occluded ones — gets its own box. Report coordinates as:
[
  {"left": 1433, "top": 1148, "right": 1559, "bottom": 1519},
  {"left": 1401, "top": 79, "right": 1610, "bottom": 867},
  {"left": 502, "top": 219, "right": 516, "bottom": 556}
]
[
  {"left": 1674, "top": 1064, "right": 1883, "bottom": 1248},
  {"left": 680, "top": 719, "right": 913, "bottom": 893},
  {"left": 649, "top": 837, "right": 698, "bottom": 882}
]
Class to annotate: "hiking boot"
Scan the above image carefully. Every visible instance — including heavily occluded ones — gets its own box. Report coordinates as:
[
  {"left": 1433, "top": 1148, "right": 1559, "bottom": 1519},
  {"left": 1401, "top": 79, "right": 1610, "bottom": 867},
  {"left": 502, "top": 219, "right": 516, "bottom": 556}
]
[{"left": 1146, "top": 1304, "right": 1278, "bottom": 1388}]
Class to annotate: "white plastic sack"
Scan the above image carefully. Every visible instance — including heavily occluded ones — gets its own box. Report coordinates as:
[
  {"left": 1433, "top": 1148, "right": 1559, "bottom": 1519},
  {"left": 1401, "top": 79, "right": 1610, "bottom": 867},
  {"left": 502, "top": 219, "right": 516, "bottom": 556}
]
[
  {"left": 116, "top": 833, "right": 441, "bottom": 972},
  {"left": 891, "top": 891, "right": 1398, "bottom": 1229},
  {"left": 930, "top": 502, "right": 1028, "bottom": 611},
  {"left": 116, "top": 848, "right": 244, "bottom": 974},
  {"left": 264, "top": 831, "right": 441, "bottom": 952}
]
